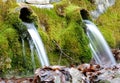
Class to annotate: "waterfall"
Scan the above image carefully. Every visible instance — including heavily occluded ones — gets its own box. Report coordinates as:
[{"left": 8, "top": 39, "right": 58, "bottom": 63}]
[
  {"left": 23, "top": 22, "right": 49, "bottom": 67},
  {"left": 28, "top": 38, "right": 36, "bottom": 71},
  {"left": 83, "top": 20, "right": 116, "bottom": 67},
  {"left": 91, "top": 0, "right": 115, "bottom": 19},
  {"left": 21, "top": 38, "right": 26, "bottom": 63}
]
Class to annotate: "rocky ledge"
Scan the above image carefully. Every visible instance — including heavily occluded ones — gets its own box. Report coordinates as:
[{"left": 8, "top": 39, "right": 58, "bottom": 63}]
[{"left": 1, "top": 63, "right": 120, "bottom": 83}]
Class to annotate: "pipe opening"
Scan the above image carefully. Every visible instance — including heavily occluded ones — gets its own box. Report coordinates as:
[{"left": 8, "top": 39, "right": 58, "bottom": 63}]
[
  {"left": 80, "top": 9, "right": 90, "bottom": 20},
  {"left": 19, "top": 7, "right": 33, "bottom": 23}
]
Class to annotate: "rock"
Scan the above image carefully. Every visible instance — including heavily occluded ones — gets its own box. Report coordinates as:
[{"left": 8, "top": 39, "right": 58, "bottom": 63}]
[
  {"left": 69, "top": 68, "right": 83, "bottom": 83},
  {"left": 112, "top": 49, "right": 120, "bottom": 62},
  {"left": 0, "top": 77, "right": 34, "bottom": 83},
  {"left": 34, "top": 66, "right": 72, "bottom": 83},
  {"left": 31, "top": 4, "right": 53, "bottom": 9},
  {"left": 111, "top": 78, "right": 120, "bottom": 83},
  {"left": 49, "top": 0, "right": 60, "bottom": 3},
  {"left": 34, "top": 64, "right": 120, "bottom": 83},
  {"left": 25, "top": 0, "right": 49, "bottom": 4},
  {"left": 34, "top": 64, "right": 101, "bottom": 82},
  {"left": 2, "top": 64, "right": 120, "bottom": 83}
]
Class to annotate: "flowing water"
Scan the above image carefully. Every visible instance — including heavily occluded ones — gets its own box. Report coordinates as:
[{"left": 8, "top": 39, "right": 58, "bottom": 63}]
[
  {"left": 28, "top": 38, "right": 36, "bottom": 71},
  {"left": 83, "top": 20, "right": 116, "bottom": 67},
  {"left": 23, "top": 22, "right": 49, "bottom": 67},
  {"left": 21, "top": 38, "right": 26, "bottom": 64},
  {"left": 91, "top": 0, "right": 115, "bottom": 19}
]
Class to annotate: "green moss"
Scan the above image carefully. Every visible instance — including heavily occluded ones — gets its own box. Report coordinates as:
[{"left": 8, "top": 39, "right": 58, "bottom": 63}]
[
  {"left": 0, "top": 0, "right": 18, "bottom": 21},
  {"left": 31, "top": 2, "right": 92, "bottom": 66},
  {"left": 6, "top": 12, "right": 27, "bottom": 36},
  {"left": 59, "top": 22, "right": 92, "bottom": 64},
  {"left": 98, "top": 80, "right": 110, "bottom": 83},
  {"left": 0, "top": 1, "right": 36, "bottom": 77},
  {"left": 99, "top": 28, "right": 116, "bottom": 48},
  {"left": 0, "top": 0, "right": 103, "bottom": 76}
]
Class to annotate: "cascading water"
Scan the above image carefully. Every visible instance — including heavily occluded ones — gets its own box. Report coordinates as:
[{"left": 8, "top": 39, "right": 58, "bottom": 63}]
[
  {"left": 21, "top": 38, "right": 26, "bottom": 64},
  {"left": 83, "top": 20, "right": 116, "bottom": 67},
  {"left": 91, "top": 0, "right": 115, "bottom": 19},
  {"left": 28, "top": 38, "right": 36, "bottom": 71},
  {"left": 23, "top": 22, "right": 49, "bottom": 67}
]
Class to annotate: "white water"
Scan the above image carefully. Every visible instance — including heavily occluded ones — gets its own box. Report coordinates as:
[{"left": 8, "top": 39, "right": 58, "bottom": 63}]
[
  {"left": 21, "top": 38, "right": 26, "bottom": 63},
  {"left": 23, "top": 22, "right": 49, "bottom": 67},
  {"left": 83, "top": 20, "right": 116, "bottom": 67},
  {"left": 91, "top": 0, "right": 115, "bottom": 19},
  {"left": 28, "top": 38, "right": 36, "bottom": 71}
]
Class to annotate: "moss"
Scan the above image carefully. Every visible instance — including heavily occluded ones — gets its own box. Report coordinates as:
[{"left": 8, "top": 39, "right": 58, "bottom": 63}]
[
  {"left": 0, "top": 1, "right": 36, "bottom": 77},
  {"left": 98, "top": 80, "right": 110, "bottom": 83},
  {"left": 59, "top": 22, "right": 92, "bottom": 64},
  {"left": 31, "top": 1, "right": 92, "bottom": 66},
  {"left": 99, "top": 28, "right": 116, "bottom": 48},
  {"left": 0, "top": 0, "right": 108, "bottom": 76},
  {"left": 0, "top": 0, "right": 17, "bottom": 21}
]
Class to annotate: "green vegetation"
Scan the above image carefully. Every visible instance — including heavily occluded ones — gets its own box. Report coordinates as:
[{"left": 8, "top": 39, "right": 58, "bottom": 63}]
[
  {"left": 31, "top": 1, "right": 92, "bottom": 66},
  {"left": 0, "top": 0, "right": 34, "bottom": 77},
  {"left": 0, "top": 0, "right": 92, "bottom": 77}
]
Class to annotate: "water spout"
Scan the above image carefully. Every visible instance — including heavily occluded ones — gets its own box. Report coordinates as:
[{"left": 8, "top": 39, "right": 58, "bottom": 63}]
[
  {"left": 23, "top": 22, "right": 50, "bottom": 67},
  {"left": 83, "top": 20, "right": 116, "bottom": 67}
]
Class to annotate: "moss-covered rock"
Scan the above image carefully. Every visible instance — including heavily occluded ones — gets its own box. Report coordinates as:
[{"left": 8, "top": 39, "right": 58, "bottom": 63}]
[
  {"left": 30, "top": 1, "right": 92, "bottom": 66},
  {"left": 59, "top": 22, "right": 92, "bottom": 64},
  {"left": 0, "top": 0, "right": 95, "bottom": 75}
]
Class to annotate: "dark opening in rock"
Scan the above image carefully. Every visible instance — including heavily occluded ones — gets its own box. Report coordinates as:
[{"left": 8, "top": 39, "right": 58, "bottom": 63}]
[
  {"left": 88, "top": 0, "right": 95, "bottom": 4},
  {"left": 19, "top": 7, "right": 33, "bottom": 23},
  {"left": 80, "top": 9, "right": 90, "bottom": 20}
]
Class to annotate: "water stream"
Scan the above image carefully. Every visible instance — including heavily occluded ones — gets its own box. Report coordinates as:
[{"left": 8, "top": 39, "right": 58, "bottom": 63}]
[
  {"left": 21, "top": 38, "right": 26, "bottom": 63},
  {"left": 23, "top": 22, "right": 50, "bottom": 67},
  {"left": 83, "top": 20, "right": 116, "bottom": 67},
  {"left": 28, "top": 38, "right": 36, "bottom": 71}
]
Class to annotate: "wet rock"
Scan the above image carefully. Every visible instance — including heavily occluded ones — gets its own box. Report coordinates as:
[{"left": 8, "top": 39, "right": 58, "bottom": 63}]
[
  {"left": 69, "top": 67, "right": 83, "bottom": 83},
  {"left": 2, "top": 64, "right": 120, "bottom": 83},
  {"left": 34, "top": 64, "right": 102, "bottom": 83},
  {"left": 34, "top": 64, "right": 120, "bottom": 83},
  {"left": 34, "top": 66, "right": 72, "bottom": 83},
  {"left": 25, "top": 0, "right": 49, "bottom": 4},
  {"left": 112, "top": 49, "right": 120, "bottom": 62}
]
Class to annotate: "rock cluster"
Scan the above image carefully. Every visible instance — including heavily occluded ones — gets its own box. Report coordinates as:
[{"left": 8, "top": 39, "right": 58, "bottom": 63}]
[
  {"left": 34, "top": 64, "right": 120, "bottom": 83},
  {"left": 1, "top": 64, "right": 120, "bottom": 83}
]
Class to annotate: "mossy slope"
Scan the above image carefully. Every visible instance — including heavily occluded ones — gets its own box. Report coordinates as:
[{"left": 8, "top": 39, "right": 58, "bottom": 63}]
[
  {"left": 0, "top": 0, "right": 102, "bottom": 77},
  {"left": 31, "top": 1, "right": 92, "bottom": 66}
]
